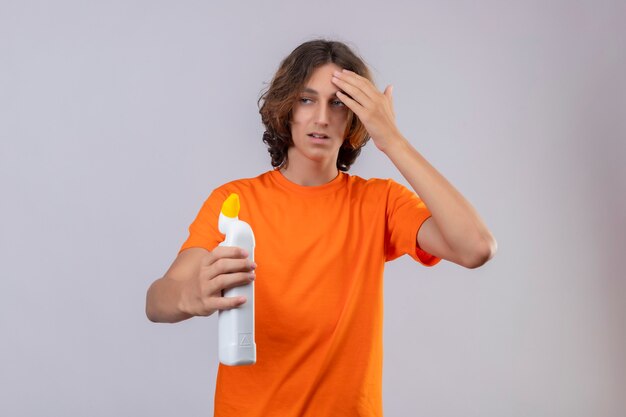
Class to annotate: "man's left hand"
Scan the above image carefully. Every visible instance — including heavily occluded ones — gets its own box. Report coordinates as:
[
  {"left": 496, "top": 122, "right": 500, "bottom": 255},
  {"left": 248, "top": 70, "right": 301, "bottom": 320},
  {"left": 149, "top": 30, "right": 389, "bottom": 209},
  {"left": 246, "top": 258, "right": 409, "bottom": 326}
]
[{"left": 331, "top": 69, "right": 402, "bottom": 152}]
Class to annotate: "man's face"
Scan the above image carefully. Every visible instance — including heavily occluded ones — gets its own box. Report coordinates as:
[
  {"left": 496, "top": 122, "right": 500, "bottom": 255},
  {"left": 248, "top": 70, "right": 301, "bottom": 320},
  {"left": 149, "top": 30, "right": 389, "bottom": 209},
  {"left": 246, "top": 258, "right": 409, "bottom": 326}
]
[{"left": 288, "top": 63, "right": 349, "bottom": 166}]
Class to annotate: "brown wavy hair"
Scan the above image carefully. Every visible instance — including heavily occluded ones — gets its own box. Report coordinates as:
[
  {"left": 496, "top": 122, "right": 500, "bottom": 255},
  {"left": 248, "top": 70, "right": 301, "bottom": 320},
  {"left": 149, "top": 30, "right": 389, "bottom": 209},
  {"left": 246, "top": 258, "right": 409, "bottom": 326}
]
[{"left": 258, "top": 39, "right": 373, "bottom": 171}]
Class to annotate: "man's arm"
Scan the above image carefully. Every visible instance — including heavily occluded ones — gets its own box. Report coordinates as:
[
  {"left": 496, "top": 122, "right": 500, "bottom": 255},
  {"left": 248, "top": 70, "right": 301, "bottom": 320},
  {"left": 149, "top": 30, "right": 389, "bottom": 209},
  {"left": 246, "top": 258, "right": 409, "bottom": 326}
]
[
  {"left": 331, "top": 69, "right": 497, "bottom": 268},
  {"left": 383, "top": 136, "right": 496, "bottom": 268},
  {"left": 146, "top": 246, "right": 256, "bottom": 323}
]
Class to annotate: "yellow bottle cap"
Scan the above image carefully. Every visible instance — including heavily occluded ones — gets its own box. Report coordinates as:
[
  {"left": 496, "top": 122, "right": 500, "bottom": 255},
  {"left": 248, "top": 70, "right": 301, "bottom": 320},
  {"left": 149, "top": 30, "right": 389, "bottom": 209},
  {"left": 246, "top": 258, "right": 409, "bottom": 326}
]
[{"left": 221, "top": 193, "right": 240, "bottom": 218}]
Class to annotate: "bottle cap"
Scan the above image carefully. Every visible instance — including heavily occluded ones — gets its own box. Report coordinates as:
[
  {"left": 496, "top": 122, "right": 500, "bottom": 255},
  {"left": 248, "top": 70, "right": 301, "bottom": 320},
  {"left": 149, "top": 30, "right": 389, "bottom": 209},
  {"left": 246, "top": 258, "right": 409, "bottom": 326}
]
[{"left": 221, "top": 193, "right": 240, "bottom": 218}]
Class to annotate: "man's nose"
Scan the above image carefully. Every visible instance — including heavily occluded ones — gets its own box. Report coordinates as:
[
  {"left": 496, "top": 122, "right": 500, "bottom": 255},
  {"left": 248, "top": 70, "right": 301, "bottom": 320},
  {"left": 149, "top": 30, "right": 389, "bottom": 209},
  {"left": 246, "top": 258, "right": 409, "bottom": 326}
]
[{"left": 315, "top": 103, "right": 329, "bottom": 125}]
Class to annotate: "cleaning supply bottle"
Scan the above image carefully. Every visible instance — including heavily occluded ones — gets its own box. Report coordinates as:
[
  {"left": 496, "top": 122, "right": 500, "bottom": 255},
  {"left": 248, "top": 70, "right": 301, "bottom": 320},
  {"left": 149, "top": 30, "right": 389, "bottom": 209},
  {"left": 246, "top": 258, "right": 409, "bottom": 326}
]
[{"left": 217, "top": 193, "right": 256, "bottom": 366}]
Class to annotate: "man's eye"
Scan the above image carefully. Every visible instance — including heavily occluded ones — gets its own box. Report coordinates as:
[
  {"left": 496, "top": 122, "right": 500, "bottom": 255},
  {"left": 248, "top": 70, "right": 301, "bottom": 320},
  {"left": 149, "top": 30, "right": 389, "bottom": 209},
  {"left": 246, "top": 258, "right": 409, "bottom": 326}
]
[
  {"left": 300, "top": 97, "right": 313, "bottom": 104},
  {"left": 332, "top": 100, "right": 345, "bottom": 107}
]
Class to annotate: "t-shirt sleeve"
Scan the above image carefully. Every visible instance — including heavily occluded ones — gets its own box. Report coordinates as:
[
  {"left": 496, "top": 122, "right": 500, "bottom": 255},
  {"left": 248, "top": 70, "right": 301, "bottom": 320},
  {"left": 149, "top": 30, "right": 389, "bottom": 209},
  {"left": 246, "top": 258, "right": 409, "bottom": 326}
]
[
  {"left": 384, "top": 179, "right": 441, "bottom": 266},
  {"left": 178, "top": 187, "right": 229, "bottom": 255}
]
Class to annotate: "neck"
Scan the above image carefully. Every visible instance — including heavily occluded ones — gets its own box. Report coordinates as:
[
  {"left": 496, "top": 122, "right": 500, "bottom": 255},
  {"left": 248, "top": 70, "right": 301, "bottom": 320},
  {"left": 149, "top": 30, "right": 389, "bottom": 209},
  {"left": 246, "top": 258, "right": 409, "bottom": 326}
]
[{"left": 280, "top": 151, "right": 339, "bottom": 186}]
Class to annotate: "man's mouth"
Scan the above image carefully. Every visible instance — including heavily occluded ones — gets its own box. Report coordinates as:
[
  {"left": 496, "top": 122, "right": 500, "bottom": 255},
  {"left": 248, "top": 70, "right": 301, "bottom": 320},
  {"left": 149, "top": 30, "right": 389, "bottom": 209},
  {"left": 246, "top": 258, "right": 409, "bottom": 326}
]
[{"left": 308, "top": 132, "right": 329, "bottom": 139}]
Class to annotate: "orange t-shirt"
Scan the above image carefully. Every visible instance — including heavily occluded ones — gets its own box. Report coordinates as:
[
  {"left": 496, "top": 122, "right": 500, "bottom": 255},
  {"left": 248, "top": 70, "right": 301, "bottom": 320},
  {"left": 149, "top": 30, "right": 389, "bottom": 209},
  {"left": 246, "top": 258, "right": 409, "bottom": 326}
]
[{"left": 179, "top": 169, "right": 440, "bottom": 416}]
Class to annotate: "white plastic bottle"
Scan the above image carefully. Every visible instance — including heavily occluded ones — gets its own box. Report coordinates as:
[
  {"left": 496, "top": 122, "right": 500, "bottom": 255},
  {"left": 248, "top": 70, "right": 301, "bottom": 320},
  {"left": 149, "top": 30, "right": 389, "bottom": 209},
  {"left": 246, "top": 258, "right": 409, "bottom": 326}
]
[{"left": 217, "top": 193, "right": 256, "bottom": 366}]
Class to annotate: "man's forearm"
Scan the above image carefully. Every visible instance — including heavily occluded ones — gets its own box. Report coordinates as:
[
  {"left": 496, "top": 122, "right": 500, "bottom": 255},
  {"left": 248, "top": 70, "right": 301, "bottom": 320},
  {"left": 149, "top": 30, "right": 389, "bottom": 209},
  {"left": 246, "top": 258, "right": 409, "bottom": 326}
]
[
  {"left": 146, "top": 277, "right": 193, "bottom": 323},
  {"left": 383, "top": 134, "right": 496, "bottom": 263}
]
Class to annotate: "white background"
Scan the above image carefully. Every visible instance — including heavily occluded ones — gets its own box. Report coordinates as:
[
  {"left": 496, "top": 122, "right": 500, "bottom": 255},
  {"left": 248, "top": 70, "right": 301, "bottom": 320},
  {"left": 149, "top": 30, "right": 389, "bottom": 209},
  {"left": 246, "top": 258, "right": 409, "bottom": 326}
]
[{"left": 1, "top": 1, "right": 624, "bottom": 416}]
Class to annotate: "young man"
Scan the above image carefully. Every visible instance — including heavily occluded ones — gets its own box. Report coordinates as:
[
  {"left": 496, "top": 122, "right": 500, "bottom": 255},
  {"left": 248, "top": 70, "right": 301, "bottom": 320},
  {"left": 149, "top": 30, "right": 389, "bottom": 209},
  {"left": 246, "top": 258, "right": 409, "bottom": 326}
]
[{"left": 146, "top": 40, "right": 496, "bottom": 416}]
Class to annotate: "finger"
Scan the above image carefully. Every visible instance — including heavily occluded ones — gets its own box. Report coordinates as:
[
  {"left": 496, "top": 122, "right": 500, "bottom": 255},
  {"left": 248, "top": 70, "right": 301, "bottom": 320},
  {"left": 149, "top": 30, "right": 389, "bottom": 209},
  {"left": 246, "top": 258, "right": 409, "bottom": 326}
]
[
  {"left": 211, "top": 245, "right": 250, "bottom": 258},
  {"left": 210, "top": 245, "right": 250, "bottom": 260},
  {"left": 332, "top": 75, "right": 373, "bottom": 108},
  {"left": 337, "top": 69, "right": 378, "bottom": 100},
  {"left": 335, "top": 69, "right": 381, "bottom": 101},
  {"left": 207, "top": 257, "right": 256, "bottom": 279},
  {"left": 384, "top": 84, "right": 393, "bottom": 100},
  {"left": 211, "top": 271, "right": 255, "bottom": 292},
  {"left": 384, "top": 84, "right": 395, "bottom": 117},
  {"left": 335, "top": 90, "right": 365, "bottom": 119},
  {"left": 211, "top": 296, "right": 247, "bottom": 311}
]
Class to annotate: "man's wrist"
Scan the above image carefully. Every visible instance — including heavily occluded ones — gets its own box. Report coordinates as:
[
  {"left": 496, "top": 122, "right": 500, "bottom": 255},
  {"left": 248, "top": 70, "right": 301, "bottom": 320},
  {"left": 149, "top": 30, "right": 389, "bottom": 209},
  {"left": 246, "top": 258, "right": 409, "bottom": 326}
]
[{"left": 381, "top": 133, "right": 410, "bottom": 156}]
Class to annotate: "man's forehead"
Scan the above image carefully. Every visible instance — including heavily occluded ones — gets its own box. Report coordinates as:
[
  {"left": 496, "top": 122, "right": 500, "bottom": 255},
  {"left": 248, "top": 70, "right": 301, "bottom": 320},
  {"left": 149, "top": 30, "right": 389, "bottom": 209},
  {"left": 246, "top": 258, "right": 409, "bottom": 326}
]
[{"left": 300, "top": 87, "right": 340, "bottom": 97}]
